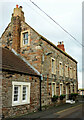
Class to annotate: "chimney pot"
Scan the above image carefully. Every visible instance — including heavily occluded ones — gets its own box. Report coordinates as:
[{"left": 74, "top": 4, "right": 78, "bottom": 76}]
[
  {"left": 57, "top": 41, "right": 65, "bottom": 52},
  {"left": 16, "top": 5, "right": 18, "bottom": 8},
  {"left": 19, "top": 6, "right": 22, "bottom": 11},
  {"left": 19, "top": 6, "right": 22, "bottom": 8}
]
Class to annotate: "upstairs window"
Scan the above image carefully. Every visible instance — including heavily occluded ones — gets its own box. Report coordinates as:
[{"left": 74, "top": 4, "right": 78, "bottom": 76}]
[
  {"left": 65, "top": 64, "right": 68, "bottom": 77},
  {"left": 21, "top": 30, "right": 30, "bottom": 47},
  {"left": 59, "top": 62, "right": 63, "bottom": 76},
  {"left": 51, "top": 58, "right": 56, "bottom": 74},
  {"left": 73, "top": 68, "right": 76, "bottom": 79},
  {"left": 70, "top": 67, "right": 73, "bottom": 78},
  {"left": 23, "top": 32, "right": 28, "bottom": 45}
]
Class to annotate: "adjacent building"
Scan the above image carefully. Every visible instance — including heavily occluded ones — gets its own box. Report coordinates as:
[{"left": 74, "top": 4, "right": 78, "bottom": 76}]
[
  {"left": 0, "top": 47, "right": 41, "bottom": 118},
  {"left": 0, "top": 5, "right": 78, "bottom": 118}
]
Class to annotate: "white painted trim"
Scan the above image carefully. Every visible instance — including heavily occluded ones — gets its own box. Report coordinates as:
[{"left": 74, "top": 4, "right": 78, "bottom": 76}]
[
  {"left": 51, "top": 57, "right": 56, "bottom": 74},
  {"left": 21, "top": 30, "right": 30, "bottom": 47},
  {"left": 52, "top": 82, "right": 56, "bottom": 97},
  {"left": 12, "top": 81, "right": 30, "bottom": 106}
]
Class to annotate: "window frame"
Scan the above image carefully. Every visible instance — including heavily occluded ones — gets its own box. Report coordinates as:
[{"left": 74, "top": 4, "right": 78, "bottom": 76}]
[
  {"left": 23, "top": 32, "right": 28, "bottom": 45},
  {"left": 70, "top": 67, "right": 73, "bottom": 78},
  {"left": 52, "top": 82, "right": 56, "bottom": 97},
  {"left": 21, "top": 30, "right": 30, "bottom": 47},
  {"left": 13, "top": 85, "right": 20, "bottom": 104},
  {"left": 51, "top": 57, "right": 56, "bottom": 74},
  {"left": 70, "top": 83, "right": 73, "bottom": 93},
  {"left": 59, "top": 61, "right": 63, "bottom": 76},
  {"left": 60, "top": 83, "right": 63, "bottom": 95},
  {"left": 65, "top": 64, "right": 68, "bottom": 77},
  {"left": 73, "top": 68, "right": 76, "bottom": 79},
  {"left": 12, "top": 82, "right": 30, "bottom": 106}
]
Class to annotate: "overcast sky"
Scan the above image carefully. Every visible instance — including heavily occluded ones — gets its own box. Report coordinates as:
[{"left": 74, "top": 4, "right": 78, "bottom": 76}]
[{"left": 0, "top": 0, "right": 83, "bottom": 88}]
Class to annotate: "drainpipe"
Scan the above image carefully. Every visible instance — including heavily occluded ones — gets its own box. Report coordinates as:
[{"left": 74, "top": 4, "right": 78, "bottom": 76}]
[
  {"left": 39, "top": 75, "right": 42, "bottom": 111},
  {"left": 39, "top": 74, "right": 43, "bottom": 111}
]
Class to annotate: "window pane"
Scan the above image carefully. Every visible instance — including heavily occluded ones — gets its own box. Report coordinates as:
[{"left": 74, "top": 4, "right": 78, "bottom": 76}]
[
  {"left": 25, "top": 33, "right": 28, "bottom": 39},
  {"left": 22, "top": 86, "right": 27, "bottom": 101},
  {"left": 14, "top": 86, "right": 18, "bottom": 101},
  {"left": 23, "top": 32, "right": 28, "bottom": 45},
  {"left": 52, "top": 59, "right": 54, "bottom": 73}
]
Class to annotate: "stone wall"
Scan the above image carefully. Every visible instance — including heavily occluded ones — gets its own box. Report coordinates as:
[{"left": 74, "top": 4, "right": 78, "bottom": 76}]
[
  {"left": 1, "top": 7, "right": 78, "bottom": 111},
  {"left": 1, "top": 23, "right": 13, "bottom": 49},
  {"left": 2, "top": 71, "right": 40, "bottom": 118}
]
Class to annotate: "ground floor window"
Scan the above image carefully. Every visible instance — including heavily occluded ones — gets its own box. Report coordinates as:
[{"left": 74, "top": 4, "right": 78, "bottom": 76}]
[
  {"left": 12, "top": 82, "right": 30, "bottom": 106},
  {"left": 52, "top": 82, "right": 56, "bottom": 97},
  {"left": 60, "top": 83, "right": 63, "bottom": 95}
]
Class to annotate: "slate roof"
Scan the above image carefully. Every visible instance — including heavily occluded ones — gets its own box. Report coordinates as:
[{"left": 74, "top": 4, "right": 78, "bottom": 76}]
[{"left": 0, "top": 47, "right": 40, "bottom": 76}]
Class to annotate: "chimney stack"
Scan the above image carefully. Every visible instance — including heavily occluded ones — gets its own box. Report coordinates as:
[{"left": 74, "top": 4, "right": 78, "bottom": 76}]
[
  {"left": 11, "top": 5, "right": 25, "bottom": 53},
  {"left": 57, "top": 41, "right": 65, "bottom": 52},
  {"left": 12, "top": 5, "right": 25, "bottom": 22}
]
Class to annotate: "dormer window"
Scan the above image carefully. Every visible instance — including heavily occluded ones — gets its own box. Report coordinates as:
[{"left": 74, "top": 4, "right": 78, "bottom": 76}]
[{"left": 21, "top": 30, "right": 30, "bottom": 47}]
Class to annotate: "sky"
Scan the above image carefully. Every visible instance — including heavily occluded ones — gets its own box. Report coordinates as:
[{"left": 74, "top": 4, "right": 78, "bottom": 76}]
[{"left": 0, "top": 0, "right": 83, "bottom": 88}]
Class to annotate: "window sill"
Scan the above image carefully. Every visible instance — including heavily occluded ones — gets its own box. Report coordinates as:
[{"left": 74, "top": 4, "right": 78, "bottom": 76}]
[
  {"left": 51, "top": 73, "right": 56, "bottom": 75},
  {"left": 12, "top": 101, "right": 30, "bottom": 106},
  {"left": 21, "top": 44, "right": 30, "bottom": 48}
]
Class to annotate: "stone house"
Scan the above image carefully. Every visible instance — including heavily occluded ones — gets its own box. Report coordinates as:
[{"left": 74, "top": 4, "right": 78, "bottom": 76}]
[
  {"left": 0, "top": 47, "right": 41, "bottom": 118},
  {"left": 0, "top": 5, "right": 78, "bottom": 118}
]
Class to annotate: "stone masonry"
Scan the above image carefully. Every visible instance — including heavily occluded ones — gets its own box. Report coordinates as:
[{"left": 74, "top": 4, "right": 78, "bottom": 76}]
[
  {"left": 1, "top": 5, "right": 78, "bottom": 117},
  {"left": 2, "top": 71, "right": 40, "bottom": 118}
]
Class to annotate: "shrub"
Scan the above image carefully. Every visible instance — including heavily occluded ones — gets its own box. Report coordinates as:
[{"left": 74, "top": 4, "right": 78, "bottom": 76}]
[
  {"left": 70, "top": 93, "right": 78, "bottom": 100},
  {"left": 60, "top": 94, "right": 66, "bottom": 100},
  {"left": 52, "top": 95, "right": 58, "bottom": 102}
]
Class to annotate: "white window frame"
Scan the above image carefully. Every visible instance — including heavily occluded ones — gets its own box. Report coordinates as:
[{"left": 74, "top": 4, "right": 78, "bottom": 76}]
[
  {"left": 59, "top": 61, "right": 63, "bottom": 76},
  {"left": 70, "top": 67, "right": 72, "bottom": 78},
  {"left": 70, "top": 83, "right": 73, "bottom": 93},
  {"left": 52, "top": 82, "right": 56, "bottom": 97},
  {"left": 13, "top": 85, "right": 20, "bottom": 104},
  {"left": 51, "top": 58, "right": 56, "bottom": 74},
  {"left": 21, "top": 30, "right": 30, "bottom": 47},
  {"left": 74, "top": 84, "right": 76, "bottom": 93},
  {"left": 73, "top": 68, "right": 76, "bottom": 79},
  {"left": 12, "top": 82, "right": 30, "bottom": 106},
  {"left": 65, "top": 64, "right": 68, "bottom": 77},
  {"left": 60, "top": 83, "right": 63, "bottom": 95}
]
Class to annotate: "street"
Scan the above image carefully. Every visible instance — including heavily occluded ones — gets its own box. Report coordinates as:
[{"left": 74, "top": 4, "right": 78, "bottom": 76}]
[
  {"left": 16, "top": 102, "right": 84, "bottom": 120},
  {"left": 4, "top": 103, "right": 84, "bottom": 120}
]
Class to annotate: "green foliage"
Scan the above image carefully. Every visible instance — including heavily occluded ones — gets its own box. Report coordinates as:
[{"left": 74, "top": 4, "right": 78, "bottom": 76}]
[
  {"left": 52, "top": 95, "right": 58, "bottom": 102},
  {"left": 69, "top": 93, "right": 78, "bottom": 100},
  {"left": 60, "top": 94, "right": 66, "bottom": 100}
]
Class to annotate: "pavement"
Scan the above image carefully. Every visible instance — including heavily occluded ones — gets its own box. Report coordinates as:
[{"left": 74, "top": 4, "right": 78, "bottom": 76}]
[
  {"left": 3, "top": 101, "right": 84, "bottom": 120},
  {"left": 16, "top": 102, "right": 83, "bottom": 119}
]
